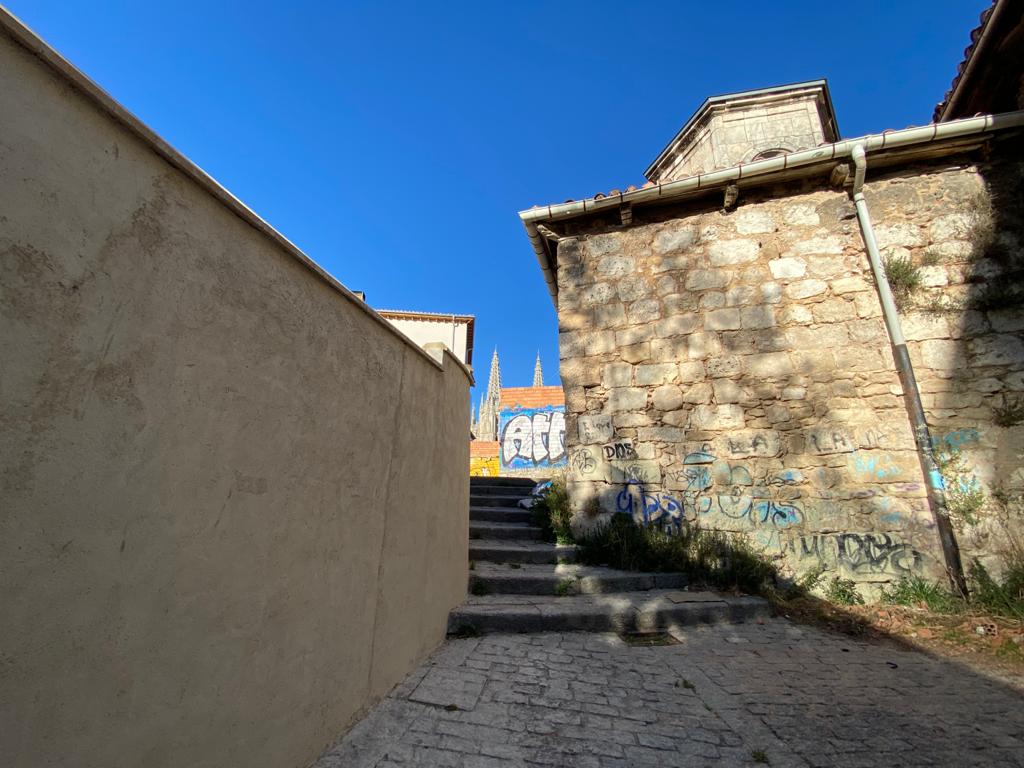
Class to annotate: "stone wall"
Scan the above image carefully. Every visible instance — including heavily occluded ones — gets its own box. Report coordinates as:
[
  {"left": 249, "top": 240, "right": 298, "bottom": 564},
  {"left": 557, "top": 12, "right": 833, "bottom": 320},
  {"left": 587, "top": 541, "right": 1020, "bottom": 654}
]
[
  {"left": 556, "top": 153, "right": 1024, "bottom": 590},
  {"left": 0, "top": 23, "right": 470, "bottom": 768}
]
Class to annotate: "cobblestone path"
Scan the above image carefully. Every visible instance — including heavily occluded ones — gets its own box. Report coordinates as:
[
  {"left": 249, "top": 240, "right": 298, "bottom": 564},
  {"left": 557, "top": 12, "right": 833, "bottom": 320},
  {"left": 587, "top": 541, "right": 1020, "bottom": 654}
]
[{"left": 315, "top": 619, "right": 1024, "bottom": 767}]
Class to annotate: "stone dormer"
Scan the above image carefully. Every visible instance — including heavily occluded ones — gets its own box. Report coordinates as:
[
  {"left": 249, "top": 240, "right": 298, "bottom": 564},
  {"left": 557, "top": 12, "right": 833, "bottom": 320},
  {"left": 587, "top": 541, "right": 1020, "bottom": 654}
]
[{"left": 644, "top": 80, "right": 839, "bottom": 183}]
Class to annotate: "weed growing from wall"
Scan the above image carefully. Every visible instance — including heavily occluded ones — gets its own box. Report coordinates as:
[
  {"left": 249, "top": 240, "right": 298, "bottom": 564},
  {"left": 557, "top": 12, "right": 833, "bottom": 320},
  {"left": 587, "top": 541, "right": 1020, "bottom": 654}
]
[
  {"left": 530, "top": 477, "right": 574, "bottom": 544},
  {"left": 824, "top": 576, "right": 864, "bottom": 606},
  {"left": 993, "top": 396, "right": 1024, "bottom": 427},
  {"left": 934, "top": 445, "right": 985, "bottom": 527},
  {"left": 883, "top": 252, "right": 922, "bottom": 309}
]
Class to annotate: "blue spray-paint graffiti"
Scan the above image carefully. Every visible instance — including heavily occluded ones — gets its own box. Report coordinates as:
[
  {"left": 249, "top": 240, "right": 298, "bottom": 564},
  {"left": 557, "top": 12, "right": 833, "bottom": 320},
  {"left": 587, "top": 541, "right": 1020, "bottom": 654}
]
[
  {"left": 499, "top": 405, "right": 567, "bottom": 470},
  {"left": 623, "top": 444, "right": 805, "bottom": 533}
]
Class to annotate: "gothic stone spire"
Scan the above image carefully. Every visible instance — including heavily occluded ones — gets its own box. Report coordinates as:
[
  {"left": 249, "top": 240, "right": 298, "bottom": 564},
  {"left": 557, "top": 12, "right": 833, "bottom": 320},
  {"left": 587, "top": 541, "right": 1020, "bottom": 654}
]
[{"left": 532, "top": 352, "right": 543, "bottom": 387}]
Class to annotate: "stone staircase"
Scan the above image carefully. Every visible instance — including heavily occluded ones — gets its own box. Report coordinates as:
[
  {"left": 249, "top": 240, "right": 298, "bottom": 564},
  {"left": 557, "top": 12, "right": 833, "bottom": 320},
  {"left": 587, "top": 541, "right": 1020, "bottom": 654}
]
[{"left": 448, "top": 476, "right": 771, "bottom": 635}]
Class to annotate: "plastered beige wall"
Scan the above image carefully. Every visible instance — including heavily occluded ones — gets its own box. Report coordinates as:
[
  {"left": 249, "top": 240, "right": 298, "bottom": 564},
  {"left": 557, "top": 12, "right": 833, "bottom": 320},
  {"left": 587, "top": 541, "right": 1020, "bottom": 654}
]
[{"left": 0, "top": 27, "right": 469, "bottom": 768}]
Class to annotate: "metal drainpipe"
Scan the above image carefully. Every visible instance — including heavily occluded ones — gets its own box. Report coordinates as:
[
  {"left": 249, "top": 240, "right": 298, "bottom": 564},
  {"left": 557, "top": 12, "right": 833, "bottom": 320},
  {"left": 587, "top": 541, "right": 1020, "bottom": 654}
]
[{"left": 849, "top": 144, "right": 968, "bottom": 597}]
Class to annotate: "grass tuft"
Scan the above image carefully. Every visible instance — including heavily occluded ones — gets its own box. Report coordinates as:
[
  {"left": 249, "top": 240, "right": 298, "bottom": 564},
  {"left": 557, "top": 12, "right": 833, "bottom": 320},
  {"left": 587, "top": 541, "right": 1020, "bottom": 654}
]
[
  {"left": 993, "top": 395, "right": 1024, "bottom": 427},
  {"left": 824, "top": 576, "right": 864, "bottom": 606},
  {"left": 883, "top": 252, "right": 922, "bottom": 308}
]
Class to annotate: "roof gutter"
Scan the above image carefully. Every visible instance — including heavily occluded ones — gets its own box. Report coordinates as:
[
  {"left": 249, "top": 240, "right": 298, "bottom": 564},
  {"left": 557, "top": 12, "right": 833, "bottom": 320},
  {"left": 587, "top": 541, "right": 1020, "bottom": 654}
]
[{"left": 519, "top": 108, "right": 1024, "bottom": 306}]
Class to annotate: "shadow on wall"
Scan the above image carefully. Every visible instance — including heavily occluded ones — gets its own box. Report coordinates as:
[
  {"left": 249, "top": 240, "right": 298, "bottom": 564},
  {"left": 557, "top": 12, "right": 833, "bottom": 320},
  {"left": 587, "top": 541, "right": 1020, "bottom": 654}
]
[{"left": 554, "top": 143, "right": 1024, "bottom": 595}]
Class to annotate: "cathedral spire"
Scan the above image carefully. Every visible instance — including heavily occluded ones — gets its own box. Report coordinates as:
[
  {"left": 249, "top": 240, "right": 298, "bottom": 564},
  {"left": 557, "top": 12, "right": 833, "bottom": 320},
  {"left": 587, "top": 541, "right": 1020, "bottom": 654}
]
[
  {"left": 486, "top": 347, "right": 501, "bottom": 401},
  {"left": 532, "top": 352, "right": 544, "bottom": 387}
]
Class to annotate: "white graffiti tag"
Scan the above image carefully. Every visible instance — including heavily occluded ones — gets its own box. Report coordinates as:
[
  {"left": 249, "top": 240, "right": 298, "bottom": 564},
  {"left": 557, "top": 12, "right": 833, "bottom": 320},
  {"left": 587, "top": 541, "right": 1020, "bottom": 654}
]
[{"left": 501, "top": 411, "right": 567, "bottom": 466}]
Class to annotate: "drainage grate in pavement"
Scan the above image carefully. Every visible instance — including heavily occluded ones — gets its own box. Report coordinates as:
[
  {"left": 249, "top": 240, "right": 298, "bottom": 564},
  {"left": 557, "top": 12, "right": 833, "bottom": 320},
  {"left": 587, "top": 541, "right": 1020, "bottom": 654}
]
[{"left": 619, "top": 630, "right": 680, "bottom": 646}]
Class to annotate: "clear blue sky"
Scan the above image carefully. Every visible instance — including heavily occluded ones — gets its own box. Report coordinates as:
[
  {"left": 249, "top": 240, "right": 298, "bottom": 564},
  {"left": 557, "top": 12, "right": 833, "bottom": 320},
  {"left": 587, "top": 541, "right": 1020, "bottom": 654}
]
[{"left": 7, "top": 0, "right": 985, "bottom": 405}]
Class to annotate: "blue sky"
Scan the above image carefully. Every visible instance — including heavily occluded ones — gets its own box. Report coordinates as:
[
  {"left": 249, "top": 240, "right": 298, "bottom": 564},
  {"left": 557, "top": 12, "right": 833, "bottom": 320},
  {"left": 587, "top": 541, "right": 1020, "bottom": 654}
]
[{"left": 7, "top": 1, "right": 985, "bottom": 404}]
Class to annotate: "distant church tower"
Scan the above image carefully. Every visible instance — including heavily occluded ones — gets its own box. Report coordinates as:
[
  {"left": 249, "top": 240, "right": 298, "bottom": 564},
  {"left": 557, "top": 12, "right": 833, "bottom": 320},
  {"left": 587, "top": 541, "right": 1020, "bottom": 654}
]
[
  {"left": 532, "top": 352, "right": 544, "bottom": 387},
  {"left": 476, "top": 348, "right": 501, "bottom": 440}
]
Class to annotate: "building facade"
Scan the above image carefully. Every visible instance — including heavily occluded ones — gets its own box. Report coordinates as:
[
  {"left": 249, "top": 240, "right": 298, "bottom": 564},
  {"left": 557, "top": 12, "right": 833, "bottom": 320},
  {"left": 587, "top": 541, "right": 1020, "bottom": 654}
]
[{"left": 519, "top": 79, "right": 1024, "bottom": 593}]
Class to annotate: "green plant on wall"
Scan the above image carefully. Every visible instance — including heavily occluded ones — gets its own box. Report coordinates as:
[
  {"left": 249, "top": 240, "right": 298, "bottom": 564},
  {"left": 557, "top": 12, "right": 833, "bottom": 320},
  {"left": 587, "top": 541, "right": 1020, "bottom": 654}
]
[
  {"left": 934, "top": 444, "right": 985, "bottom": 528},
  {"left": 883, "top": 252, "right": 922, "bottom": 308},
  {"left": 531, "top": 476, "right": 574, "bottom": 544},
  {"left": 993, "top": 395, "right": 1024, "bottom": 428},
  {"left": 824, "top": 576, "right": 864, "bottom": 606}
]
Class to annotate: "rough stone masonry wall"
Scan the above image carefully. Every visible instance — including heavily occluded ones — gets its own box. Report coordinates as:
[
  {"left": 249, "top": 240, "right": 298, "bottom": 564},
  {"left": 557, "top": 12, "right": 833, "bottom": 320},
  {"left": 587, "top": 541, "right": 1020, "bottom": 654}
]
[{"left": 557, "top": 155, "right": 1024, "bottom": 592}]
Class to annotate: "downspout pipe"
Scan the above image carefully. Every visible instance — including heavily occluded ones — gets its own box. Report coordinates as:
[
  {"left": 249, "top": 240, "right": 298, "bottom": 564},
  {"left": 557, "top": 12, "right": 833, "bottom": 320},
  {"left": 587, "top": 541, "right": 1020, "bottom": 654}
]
[{"left": 850, "top": 144, "right": 968, "bottom": 597}]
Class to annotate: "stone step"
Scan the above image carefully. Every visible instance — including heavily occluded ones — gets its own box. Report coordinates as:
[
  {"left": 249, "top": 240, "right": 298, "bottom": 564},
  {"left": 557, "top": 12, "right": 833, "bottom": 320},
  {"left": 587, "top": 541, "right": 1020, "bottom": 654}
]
[
  {"left": 447, "top": 590, "right": 771, "bottom": 635},
  {"left": 470, "top": 493, "right": 528, "bottom": 508},
  {"left": 469, "top": 506, "right": 534, "bottom": 524},
  {"left": 469, "top": 483, "right": 536, "bottom": 497},
  {"left": 470, "top": 476, "right": 536, "bottom": 488},
  {"left": 468, "top": 563, "right": 688, "bottom": 596},
  {"left": 469, "top": 540, "right": 578, "bottom": 565},
  {"left": 469, "top": 521, "right": 545, "bottom": 541}
]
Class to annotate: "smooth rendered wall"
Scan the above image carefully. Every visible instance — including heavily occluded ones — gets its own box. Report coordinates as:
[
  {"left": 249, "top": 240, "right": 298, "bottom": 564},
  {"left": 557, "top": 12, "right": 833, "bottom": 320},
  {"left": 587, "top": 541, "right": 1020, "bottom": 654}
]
[{"left": 0, "top": 27, "right": 469, "bottom": 768}]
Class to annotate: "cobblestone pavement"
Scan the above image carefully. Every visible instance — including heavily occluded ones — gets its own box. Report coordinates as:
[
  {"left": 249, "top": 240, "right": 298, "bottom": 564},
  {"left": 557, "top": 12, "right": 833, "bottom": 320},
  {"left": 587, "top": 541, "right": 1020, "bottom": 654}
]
[{"left": 315, "top": 619, "right": 1024, "bottom": 768}]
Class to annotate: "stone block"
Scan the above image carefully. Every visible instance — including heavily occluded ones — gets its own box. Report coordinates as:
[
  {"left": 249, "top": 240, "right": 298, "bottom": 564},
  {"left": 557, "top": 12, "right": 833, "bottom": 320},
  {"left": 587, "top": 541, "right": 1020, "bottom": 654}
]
[
  {"left": 663, "top": 293, "right": 698, "bottom": 314},
  {"left": 614, "top": 412, "right": 653, "bottom": 427},
  {"left": 653, "top": 225, "right": 698, "bottom": 253},
  {"left": 735, "top": 208, "right": 775, "bottom": 234},
  {"left": 652, "top": 384, "right": 684, "bottom": 411},
  {"left": 708, "top": 239, "right": 759, "bottom": 266},
  {"left": 689, "top": 404, "right": 745, "bottom": 430},
  {"left": 607, "top": 387, "right": 648, "bottom": 412},
  {"left": 656, "top": 313, "right": 700, "bottom": 337},
  {"left": 740, "top": 305, "right": 776, "bottom": 329},
  {"left": 920, "top": 339, "right": 962, "bottom": 369},
  {"left": 616, "top": 326, "right": 653, "bottom": 346},
  {"left": 788, "top": 236, "right": 844, "bottom": 255},
  {"left": 678, "top": 361, "right": 705, "bottom": 382},
  {"left": 919, "top": 266, "right": 949, "bottom": 287},
  {"left": 635, "top": 363, "right": 677, "bottom": 386},
  {"left": 557, "top": 236, "right": 583, "bottom": 265},
  {"left": 598, "top": 254, "right": 636, "bottom": 278},
  {"left": 559, "top": 331, "right": 585, "bottom": 359},
  {"left": 653, "top": 254, "right": 692, "bottom": 273},
  {"left": 744, "top": 351, "right": 793, "bottom": 378},
  {"left": 705, "top": 355, "right": 742, "bottom": 378},
  {"left": 874, "top": 223, "right": 922, "bottom": 248},
  {"left": 805, "top": 256, "right": 850, "bottom": 279},
  {"left": 811, "top": 298, "right": 854, "bottom": 324},
  {"left": 602, "top": 362, "right": 633, "bottom": 388},
  {"left": 725, "top": 284, "right": 758, "bottom": 306},
  {"left": 929, "top": 213, "right": 973, "bottom": 242},
  {"left": 705, "top": 308, "right": 742, "bottom": 331},
  {"left": 621, "top": 342, "right": 651, "bottom": 364},
  {"left": 778, "top": 305, "right": 813, "bottom": 324},
  {"left": 682, "top": 382, "right": 713, "bottom": 404},
  {"left": 637, "top": 426, "right": 685, "bottom": 443},
  {"left": 685, "top": 269, "right": 729, "bottom": 290},
  {"left": 584, "top": 330, "right": 616, "bottom": 356},
  {"left": 617, "top": 276, "right": 648, "bottom": 302},
  {"left": 768, "top": 257, "right": 807, "bottom": 279},
  {"left": 651, "top": 337, "right": 688, "bottom": 363},
  {"left": 713, "top": 378, "right": 742, "bottom": 404},
  {"left": 783, "top": 204, "right": 820, "bottom": 226},
  {"left": 854, "top": 292, "right": 882, "bottom": 318},
  {"left": 785, "top": 279, "right": 828, "bottom": 299},
  {"left": 832, "top": 276, "right": 870, "bottom": 294},
  {"left": 586, "top": 232, "right": 622, "bottom": 257},
  {"left": 593, "top": 302, "right": 626, "bottom": 328},
  {"left": 760, "top": 282, "right": 783, "bottom": 303},
  {"left": 560, "top": 356, "right": 602, "bottom": 387},
  {"left": 564, "top": 386, "right": 587, "bottom": 413},
  {"left": 686, "top": 332, "right": 723, "bottom": 360},
  {"left": 628, "top": 299, "right": 662, "bottom": 324},
  {"left": 902, "top": 313, "right": 951, "bottom": 341},
  {"left": 699, "top": 292, "right": 726, "bottom": 309},
  {"left": 581, "top": 282, "right": 615, "bottom": 307},
  {"left": 559, "top": 311, "right": 591, "bottom": 331},
  {"left": 655, "top": 276, "right": 677, "bottom": 296},
  {"left": 715, "top": 429, "right": 782, "bottom": 458},
  {"left": 578, "top": 414, "right": 615, "bottom": 444},
  {"left": 969, "top": 334, "right": 1024, "bottom": 367}
]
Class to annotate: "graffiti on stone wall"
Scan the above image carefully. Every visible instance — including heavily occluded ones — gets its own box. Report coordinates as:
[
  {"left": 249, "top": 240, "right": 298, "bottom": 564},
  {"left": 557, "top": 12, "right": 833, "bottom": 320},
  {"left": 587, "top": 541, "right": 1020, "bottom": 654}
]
[
  {"left": 783, "top": 532, "right": 927, "bottom": 578},
  {"left": 613, "top": 443, "right": 804, "bottom": 533},
  {"left": 499, "top": 406, "right": 567, "bottom": 469}
]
